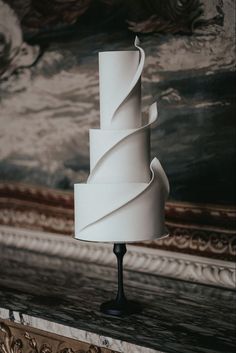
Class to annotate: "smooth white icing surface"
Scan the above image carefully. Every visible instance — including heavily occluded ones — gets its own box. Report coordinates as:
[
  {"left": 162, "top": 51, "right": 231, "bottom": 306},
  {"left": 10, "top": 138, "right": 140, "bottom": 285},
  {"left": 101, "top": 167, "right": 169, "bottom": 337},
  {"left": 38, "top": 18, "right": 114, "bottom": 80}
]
[
  {"left": 89, "top": 128, "right": 150, "bottom": 183},
  {"left": 99, "top": 50, "right": 141, "bottom": 129}
]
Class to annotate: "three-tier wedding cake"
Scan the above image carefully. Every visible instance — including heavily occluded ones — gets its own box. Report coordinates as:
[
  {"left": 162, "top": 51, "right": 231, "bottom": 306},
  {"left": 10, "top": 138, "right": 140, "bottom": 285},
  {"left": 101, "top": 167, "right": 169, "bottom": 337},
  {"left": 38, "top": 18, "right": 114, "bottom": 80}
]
[{"left": 74, "top": 37, "right": 169, "bottom": 243}]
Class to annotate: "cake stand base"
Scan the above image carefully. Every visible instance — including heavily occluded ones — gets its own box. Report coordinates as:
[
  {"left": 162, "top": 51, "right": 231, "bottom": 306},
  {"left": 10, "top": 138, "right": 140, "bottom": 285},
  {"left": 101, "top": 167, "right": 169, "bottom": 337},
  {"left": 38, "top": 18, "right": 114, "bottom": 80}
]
[
  {"left": 100, "top": 299, "right": 141, "bottom": 317},
  {"left": 100, "top": 243, "right": 141, "bottom": 317}
]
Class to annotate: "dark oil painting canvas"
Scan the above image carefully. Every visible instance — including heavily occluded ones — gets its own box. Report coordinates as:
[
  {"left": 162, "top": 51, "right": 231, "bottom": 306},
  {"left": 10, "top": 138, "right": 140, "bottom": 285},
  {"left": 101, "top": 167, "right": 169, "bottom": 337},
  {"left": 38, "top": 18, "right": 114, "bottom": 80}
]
[{"left": 0, "top": 0, "right": 235, "bottom": 207}]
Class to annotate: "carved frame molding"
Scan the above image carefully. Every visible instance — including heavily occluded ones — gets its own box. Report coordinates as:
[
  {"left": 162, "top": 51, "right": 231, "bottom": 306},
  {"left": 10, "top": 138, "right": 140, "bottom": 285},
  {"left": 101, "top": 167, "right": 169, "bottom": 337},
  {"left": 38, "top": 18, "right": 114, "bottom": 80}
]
[
  {"left": 0, "top": 225, "right": 235, "bottom": 289},
  {"left": 0, "top": 319, "right": 118, "bottom": 353}
]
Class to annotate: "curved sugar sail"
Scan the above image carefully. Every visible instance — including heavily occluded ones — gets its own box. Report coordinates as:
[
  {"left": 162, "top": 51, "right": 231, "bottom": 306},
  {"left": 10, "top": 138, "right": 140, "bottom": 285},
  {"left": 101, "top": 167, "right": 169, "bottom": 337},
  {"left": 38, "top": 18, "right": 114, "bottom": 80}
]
[{"left": 110, "top": 36, "right": 145, "bottom": 127}]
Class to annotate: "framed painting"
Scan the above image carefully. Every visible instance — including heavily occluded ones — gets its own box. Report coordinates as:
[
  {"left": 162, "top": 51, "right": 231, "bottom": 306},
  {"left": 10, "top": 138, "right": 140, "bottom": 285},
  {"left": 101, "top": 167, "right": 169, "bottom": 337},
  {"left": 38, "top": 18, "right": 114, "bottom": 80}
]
[{"left": 0, "top": 0, "right": 235, "bottom": 288}]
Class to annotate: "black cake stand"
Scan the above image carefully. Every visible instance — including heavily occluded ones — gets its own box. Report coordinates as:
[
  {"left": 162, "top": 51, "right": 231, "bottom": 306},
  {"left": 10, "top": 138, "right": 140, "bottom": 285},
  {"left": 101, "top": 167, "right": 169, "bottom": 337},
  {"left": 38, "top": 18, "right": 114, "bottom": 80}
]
[{"left": 100, "top": 243, "right": 142, "bottom": 317}]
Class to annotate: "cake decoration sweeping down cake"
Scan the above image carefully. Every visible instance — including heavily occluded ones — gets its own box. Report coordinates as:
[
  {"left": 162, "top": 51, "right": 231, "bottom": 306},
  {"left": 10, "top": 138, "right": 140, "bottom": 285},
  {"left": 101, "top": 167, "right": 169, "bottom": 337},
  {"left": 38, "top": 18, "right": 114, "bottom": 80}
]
[{"left": 74, "top": 37, "right": 169, "bottom": 243}]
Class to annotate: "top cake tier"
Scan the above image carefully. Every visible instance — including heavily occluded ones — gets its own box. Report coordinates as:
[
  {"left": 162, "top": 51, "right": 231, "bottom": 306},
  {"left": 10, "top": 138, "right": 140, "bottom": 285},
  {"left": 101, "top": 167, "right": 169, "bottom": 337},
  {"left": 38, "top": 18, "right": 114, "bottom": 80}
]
[{"left": 99, "top": 50, "right": 141, "bottom": 130}]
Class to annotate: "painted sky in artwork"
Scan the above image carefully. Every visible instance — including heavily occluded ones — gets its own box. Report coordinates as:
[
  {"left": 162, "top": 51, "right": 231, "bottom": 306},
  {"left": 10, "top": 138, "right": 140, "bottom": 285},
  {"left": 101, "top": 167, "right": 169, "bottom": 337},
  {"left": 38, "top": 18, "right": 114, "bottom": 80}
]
[{"left": 0, "top": 0, "right": 235, "bottom": 204}]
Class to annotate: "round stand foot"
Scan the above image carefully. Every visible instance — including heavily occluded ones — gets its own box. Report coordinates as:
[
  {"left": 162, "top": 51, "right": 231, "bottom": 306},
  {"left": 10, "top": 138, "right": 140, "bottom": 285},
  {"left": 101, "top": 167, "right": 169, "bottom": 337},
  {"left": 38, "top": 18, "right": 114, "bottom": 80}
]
[{"left": 100, "top": 299, "right": 141, "bottom": 317}]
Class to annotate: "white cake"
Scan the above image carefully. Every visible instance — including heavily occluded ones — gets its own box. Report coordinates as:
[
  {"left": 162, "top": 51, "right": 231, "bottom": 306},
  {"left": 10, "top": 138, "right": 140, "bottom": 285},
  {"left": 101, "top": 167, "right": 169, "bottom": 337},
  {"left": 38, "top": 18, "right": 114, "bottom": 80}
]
[{"left": 74, "top": 37, "right": 169, "bottom": 243}]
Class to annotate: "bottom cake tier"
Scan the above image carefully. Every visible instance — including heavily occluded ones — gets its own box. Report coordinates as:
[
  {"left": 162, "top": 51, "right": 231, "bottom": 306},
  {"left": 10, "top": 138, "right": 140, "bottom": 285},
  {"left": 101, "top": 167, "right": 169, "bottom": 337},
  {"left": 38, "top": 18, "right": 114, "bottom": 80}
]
[{"left": 74, "top": 158, "right": 169, "bottom": 242}]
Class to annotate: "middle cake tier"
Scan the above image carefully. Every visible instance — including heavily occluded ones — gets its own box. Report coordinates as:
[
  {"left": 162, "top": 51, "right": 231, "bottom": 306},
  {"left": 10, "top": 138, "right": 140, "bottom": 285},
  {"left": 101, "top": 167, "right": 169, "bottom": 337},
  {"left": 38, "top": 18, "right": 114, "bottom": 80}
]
[{"left": 88, "top": 127, "right": 151, "bottom": 183}]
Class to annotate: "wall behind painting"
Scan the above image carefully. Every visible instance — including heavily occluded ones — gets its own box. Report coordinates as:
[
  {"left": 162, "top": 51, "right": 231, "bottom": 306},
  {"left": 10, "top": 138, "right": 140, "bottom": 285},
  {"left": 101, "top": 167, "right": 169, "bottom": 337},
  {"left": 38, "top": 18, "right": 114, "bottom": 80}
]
[{"left": 0, "top": 0, "right": 235, "bottom": 206}]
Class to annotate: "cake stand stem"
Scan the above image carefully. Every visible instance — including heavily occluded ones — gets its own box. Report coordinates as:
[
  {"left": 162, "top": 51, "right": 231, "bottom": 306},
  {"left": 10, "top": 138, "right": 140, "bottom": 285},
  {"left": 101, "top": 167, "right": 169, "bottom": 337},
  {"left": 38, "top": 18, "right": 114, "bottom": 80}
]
[
  {"left": 115, "top": 243, "right": 126, "bottom": 303},
  {"left": 100, "top": 243, "right": 141, "bottom": 316}
]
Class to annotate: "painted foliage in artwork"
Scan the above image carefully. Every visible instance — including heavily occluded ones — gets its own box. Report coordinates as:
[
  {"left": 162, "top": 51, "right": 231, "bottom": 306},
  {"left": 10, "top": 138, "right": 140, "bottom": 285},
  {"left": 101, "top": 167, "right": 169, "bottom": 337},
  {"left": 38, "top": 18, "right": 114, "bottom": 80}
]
[{"left": 0, "top": 0, "right": 235, "bottom": 207}]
